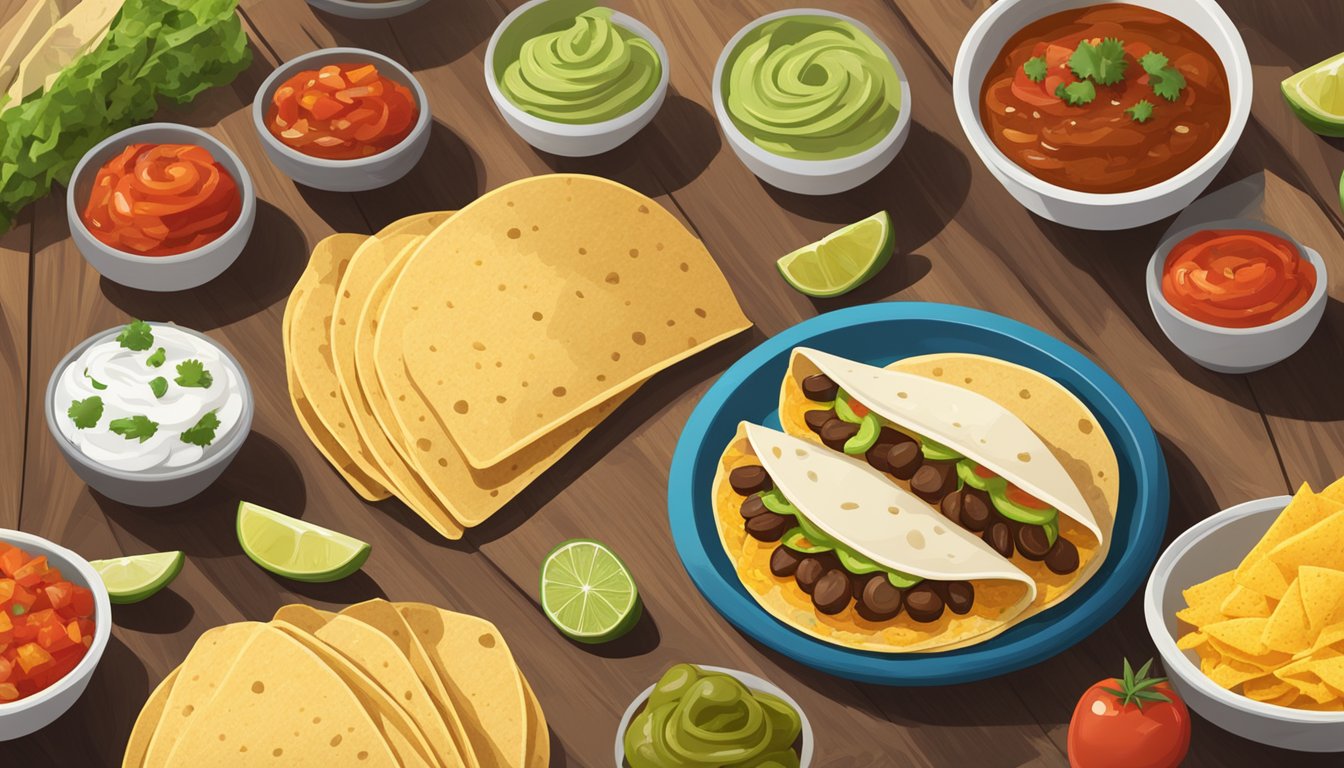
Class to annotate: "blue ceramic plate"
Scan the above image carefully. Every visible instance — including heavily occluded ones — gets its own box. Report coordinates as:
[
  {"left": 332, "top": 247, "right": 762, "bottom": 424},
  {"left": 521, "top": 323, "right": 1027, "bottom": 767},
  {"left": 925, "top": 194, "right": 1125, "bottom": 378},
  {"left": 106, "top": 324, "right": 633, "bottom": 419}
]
[{"left": 668, "top": 303, "right": 1168, "bottom": 685}]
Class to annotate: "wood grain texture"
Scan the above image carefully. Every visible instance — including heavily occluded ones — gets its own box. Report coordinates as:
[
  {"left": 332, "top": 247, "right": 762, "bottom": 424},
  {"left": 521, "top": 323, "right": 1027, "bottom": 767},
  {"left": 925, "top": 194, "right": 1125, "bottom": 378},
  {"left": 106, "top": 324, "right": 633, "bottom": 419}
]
[{"left": 2, "top": 0, "right": 1343, "bottom": 765}]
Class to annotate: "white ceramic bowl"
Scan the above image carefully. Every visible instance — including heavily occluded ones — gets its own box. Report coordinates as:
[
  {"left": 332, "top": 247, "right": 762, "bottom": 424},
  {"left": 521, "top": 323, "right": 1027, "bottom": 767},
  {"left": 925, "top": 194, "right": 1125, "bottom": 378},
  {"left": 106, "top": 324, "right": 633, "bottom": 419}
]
[
  {"left": 305, "top": 0, "right": 427, "bottom": 19},
  {"left": 1146, "top": 219, "right": 1327, "bottom": 373},
  {"left": 0, "top": 529, "right": 112, "bottom": 741},
  {"left": 485, "top": 0, "right": 669, "bottom": 157},
  {"left": 1145, "top": 495, "right": 1344, "bottom": 751},
  {"left": 953, "top": 0, "right": 1253, "bottom": 230},
  {"left": 614, "top": 665, "right": 814, "bottom": 767},
  {"left": 712, "top": 9, "right": 912, "bottom": 196},
  {"left": 44, "top": 324, "right": 254, "bottom": 507},
  {"left": 252, "top": 47, "right": 431, "bottom": 191},
  {"left": 66, "top": 123, "right": 257, "bottom": 292}
]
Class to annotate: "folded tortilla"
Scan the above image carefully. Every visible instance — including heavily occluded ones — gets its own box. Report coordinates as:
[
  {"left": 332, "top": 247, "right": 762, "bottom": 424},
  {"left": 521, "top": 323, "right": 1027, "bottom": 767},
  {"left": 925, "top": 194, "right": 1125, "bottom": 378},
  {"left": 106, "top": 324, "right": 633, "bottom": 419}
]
[
  {"left": 714, "top": 422, "right": 1036, "bottom": 653},
  {"left": 779, "top": 349, "right": 1118, "bottom": 617}
]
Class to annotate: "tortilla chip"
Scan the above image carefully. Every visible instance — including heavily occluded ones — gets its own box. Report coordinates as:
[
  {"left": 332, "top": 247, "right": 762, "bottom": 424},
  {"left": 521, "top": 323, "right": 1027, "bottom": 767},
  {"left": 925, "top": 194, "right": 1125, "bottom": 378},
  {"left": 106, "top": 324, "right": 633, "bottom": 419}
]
[
  {"left": 1177, "top": 570, "right": 1236, "bottom": 628},
  {"left": 388, "top": 174, "right": 751, "bottom": 470},
  {"left": 1298, "top": 566, "right": 1344, "bottom": 631},
  {"left": 1232, "top": 487, "right": 1335, "bottom": 598},
  {"left": 1262, "top": 579, "right": 1313, "bottom": 654},
  {"left": 1242, "top": 675, "right": 1294, "bottom": 701},
  {"left": 1176, "top": 630, "right": 1207, "bottom": 651},
  {"left": 1269, "top": 510, "right": 1344, "bottom": 577},
  {"left": 1205, "top": 617, "right": 1273, "bottom": 656},
  {"left": 1237, "top": 557, "right": 1293, "bottom": 601},
  {"left": 1297, "top": 622, "right": 1344, "bottom": 660},
  {"left": 1207, "top": 657, "right": 1270, "bottom": 689},
  {"left": 1221, "top": 584, "right": 1273, "bottom": 619},
  {"left": 123, "top": 668, "right": 177, "bottom": 768}
]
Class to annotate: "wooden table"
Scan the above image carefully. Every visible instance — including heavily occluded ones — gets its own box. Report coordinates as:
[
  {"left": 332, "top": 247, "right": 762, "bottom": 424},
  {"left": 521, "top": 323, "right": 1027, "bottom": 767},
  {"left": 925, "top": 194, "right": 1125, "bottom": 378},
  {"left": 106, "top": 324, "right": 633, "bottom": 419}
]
[{"left": 4, "top": 0, "right": 1343, "bottom": 764}]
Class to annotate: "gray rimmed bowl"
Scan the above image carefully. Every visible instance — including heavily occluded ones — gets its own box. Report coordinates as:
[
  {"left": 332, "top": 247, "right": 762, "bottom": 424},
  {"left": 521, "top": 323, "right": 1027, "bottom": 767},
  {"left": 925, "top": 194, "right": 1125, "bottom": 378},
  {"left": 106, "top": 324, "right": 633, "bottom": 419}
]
[
  {"left": 252, "top": 47, "right": 431, "bottom": 191},
  {"left": 44, "top": 324, "right": 254, "bottom": 507},
  {"left": 1145, "top": 495, "right": 1344, "bottom": 752},
  {"left": 66, "top": 123, "right": 256, "bottom": 292},
  {"left": 614, "top": 665, "right": 814, "bottom": 767},
  {"left": 305, "top": 0, "right": 428, "bottom": 19},
  {"left": 0, "top": 529, "right": 112, "bottom": 741}
]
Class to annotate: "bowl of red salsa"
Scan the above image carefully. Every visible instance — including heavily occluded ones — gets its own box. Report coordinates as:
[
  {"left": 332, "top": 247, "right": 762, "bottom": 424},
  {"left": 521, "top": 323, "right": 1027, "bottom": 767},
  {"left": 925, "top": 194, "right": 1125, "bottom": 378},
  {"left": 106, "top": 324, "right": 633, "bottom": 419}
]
[
  {"left": 252, "top": 47, "right": 430, "bottom": 192},
  {"left": 1146, "top": 220, "right": 1327, "bottom": 373},
  {"left": 66, "top": 123, "right": 256, "bottom": 292},
  {"left": 0, "top": 530, "right": 110, "bottom": 741}
]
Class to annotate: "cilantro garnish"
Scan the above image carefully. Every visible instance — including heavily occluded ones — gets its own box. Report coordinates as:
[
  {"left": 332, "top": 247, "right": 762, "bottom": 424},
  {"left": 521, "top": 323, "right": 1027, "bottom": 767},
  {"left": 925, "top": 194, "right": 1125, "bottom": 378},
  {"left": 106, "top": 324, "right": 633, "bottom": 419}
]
[
  {"left": 149, "top": 376, "right": 168, "bottom": 399},
  {"left": 180, "top": 410, "right": 220, "bottom": 447},
  {"left": 1069, "top": 38, "right": 1127, "bottom": 86},
  {"left": 1023, "top": 56, "right": 1048, "bottom": 83},
  {"left": 116, "top": 320, "right": 154, "bottom": 351},
  {"left": 1055, "top": 80, "right": 1097, "bottom": 106},
  {"left": 109, "top": 415, "right": 159, "bottom": 443},
  {"left": 1140, "top": 51, "right": 1186, "bottom": 101},
  {"left": 146, "top": 347, "right": 166, "bottom": 368},
  {"left": 83, "top": 368, "right": 107, "bottom": 390},
  {"left": 1126, "top": 100, "right": 1155, "bottom": 123},
  {"left": 68, "top": 396, "right": 103, "bottom": 429},
  {"left": 174, "top": 359, "right": 213, "bottom": 389}
]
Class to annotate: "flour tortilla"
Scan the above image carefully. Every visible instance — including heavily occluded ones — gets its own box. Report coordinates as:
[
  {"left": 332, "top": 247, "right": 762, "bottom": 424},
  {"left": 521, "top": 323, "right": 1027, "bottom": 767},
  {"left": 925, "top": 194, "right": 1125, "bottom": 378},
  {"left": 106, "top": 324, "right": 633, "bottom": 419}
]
[
  {"left": 715, "top": 423, "right": 1036, "bottom": 653},
  {"left": 385, "top": 174, "right": 751, "bottom": 470},
  {"left": 122, "top": 668, "right": 176, "bottom": 768},
  {"left": 284, "top": 233, "right": 389, "bottom": 501}
]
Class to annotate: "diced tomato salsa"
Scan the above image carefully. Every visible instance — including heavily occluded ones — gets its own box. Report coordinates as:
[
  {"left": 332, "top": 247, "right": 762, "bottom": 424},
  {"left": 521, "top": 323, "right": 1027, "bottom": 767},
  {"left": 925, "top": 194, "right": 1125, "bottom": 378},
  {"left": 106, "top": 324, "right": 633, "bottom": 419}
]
[
  {"left": 0, "top": 543, "right": 95, "bottom": 704},
  {"left": 264, "top": 62, "right": 418, "bottom": 160}
]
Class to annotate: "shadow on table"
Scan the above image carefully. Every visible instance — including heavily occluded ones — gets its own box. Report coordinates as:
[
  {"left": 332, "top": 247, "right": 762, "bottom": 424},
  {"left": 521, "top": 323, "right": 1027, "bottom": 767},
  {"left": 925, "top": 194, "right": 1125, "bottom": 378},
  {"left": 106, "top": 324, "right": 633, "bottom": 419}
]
[
  {"left": 309, "top": 0, "right": 499, "bottom": 70},
  {"left": 1244, "top": 297, "right": 1344, "bottom": 422},
  {"left": 98, "top": 200, "right": 306, "bottom": 330},
  {"left": 112, "top": 588, "right": 196, "bottom": 634},
  {"left": 270, "top": 568, "right": 388, "bottom": 606},
  {"left": 351, "top": 120, "right": 484, "bottom": 230},
  {"left": 563, "top": 607, "right": 661, "bottom": 660},
  {"left": 548, "top": 729, "right": 571, "bottom": 767}
]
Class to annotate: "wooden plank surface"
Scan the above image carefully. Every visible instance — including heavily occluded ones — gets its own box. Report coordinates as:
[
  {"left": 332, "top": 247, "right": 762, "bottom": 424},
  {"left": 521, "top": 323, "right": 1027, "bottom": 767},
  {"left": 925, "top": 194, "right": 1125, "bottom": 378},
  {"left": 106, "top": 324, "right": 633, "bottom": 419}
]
[{"left": 3, "top": 0, "right": 1343, "bottom": 765}]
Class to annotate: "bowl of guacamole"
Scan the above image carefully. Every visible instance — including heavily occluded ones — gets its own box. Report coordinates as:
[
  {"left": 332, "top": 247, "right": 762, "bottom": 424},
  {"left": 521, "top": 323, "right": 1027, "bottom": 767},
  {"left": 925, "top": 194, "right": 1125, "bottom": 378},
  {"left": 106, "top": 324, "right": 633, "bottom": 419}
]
[
  {"left": 616, "top": 664, "right": 813, "bottom": 767},
  {"left": 486, "top": 0, "right": 669, "bottom": 157},
  {"left": 713, "top": 9, "right": 911, "bottom": 195}
]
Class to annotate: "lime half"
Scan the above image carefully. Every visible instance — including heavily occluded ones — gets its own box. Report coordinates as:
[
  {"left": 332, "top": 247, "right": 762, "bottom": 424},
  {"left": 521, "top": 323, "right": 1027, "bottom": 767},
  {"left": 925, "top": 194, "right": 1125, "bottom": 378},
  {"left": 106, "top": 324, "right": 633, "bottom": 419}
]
[
  {"left": 90, "top": 551, "right": 184, "bottom": 604},
  {"left": 236, "top": 501, "right": 370, "bottom": 583},
  {"left": 1282, "top": 51, "right": 1344, "bottom": 137},
  {"left": 777, "top": 211, "right": 894, "bottom": 298},
  {"left": 539, "top": 539, "right": 641, "bottom": 644}
]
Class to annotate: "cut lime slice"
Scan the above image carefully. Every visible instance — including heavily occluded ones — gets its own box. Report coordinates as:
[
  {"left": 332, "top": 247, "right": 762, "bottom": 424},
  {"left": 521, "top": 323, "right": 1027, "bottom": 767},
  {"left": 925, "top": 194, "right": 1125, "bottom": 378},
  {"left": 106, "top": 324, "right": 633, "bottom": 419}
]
[
  {"left": 776, "top": 211, "right": 894, "bottom": 298},
  {"left": 89, "top": 551, "right": 184, "bottom": 604},
  {"left": 236, "top": 501, "right": 370, "bottom": 583},
  {"left": 1282, "top": 51, "right": 1344, "bottom": 137},
  {"left": 539, "top": 539, "right": 641, "bottom": 644}
]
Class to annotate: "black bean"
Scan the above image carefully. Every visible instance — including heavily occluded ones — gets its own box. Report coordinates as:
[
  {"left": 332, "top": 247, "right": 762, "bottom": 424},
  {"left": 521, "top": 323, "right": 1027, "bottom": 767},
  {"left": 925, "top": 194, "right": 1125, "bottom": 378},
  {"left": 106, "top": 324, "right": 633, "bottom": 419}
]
[
  {"left": 960, "top": 489, "right": 993, "bottom": 532},
  {"left": 811, "top": 569, "right": 853, "bottom": 615},
  {"left": 739, "top": 495, "right": 768, "bottom": 519},
  {"left": 886, "top": 441, "right": 923, "bottom": 480},
  {"left": 856, "top": 575, "right": 903, "bottom": 622},
  {"left": 745, "top": 512, "right": 791, "bottom": 542},
  {"left": 910, "top": 460, "right": 958, "bottom": 503},
  {"left": 794, "top": 558, "right": 826, "bottom": 594},
  {"left": 804, "top": 409, "right": 834, "bottom": 434},
  {"left": 904, "top": 584, "right": 945, "bottom": 623},
  {"left": 1045, "top": 537, "right": 1080, "bottom": 575},
  {"left": 729, "top": 465, "right": 771, "bottom": 496},
  {"left": 819, "top": 419, "right": 860, "bottom": 451},
  {"left": 1015, "top": 524, "right": 1053, "bottom": 560},
  {"left": 944, "top": 581, "right": 974, "bottom": 614},
  {"left": 984, "top": 520, "right": 1014, "bottom": 558},
  {"left": 770, "top": 547, "right": 804, "bottom": 577},
  {"left": 801, "top": 374, "right": 839, "bottom": 402},
  {"left": 940, "top": 489, "right": 963, "bottom": 527}
]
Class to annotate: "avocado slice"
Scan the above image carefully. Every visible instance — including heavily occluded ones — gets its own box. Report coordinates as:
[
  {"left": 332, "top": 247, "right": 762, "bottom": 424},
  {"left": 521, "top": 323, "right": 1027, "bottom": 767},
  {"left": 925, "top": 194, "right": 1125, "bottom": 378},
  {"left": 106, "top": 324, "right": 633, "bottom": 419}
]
[
  {"left": 781, "top": 527, "right": 832, "bottom": 554},
  {"left": 988, "top": 484, "right": 1058, "bottom": 526},
  {"left": 920, "top": 437, "right": 962, "bottom": 461},
  {"left": 844, "top": 413, "right": 881, "bottom": 455},
  {"left": 833, "top": 389, "right": 863, "bottom": 424},
  {"left": 760, "top": 488, "right": 799, "bottom": 517},
  {"left": 835, "top": 548, "right": 922, "bottom": 588},
  {"left": 956, "top": 460, "right": 1000, "bottom": 492}
]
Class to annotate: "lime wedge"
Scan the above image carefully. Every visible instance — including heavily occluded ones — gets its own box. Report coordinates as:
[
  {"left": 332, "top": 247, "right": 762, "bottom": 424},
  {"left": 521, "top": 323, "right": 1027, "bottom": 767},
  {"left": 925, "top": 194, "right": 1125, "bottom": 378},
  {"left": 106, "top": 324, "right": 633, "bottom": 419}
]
[
  {"left": 89, "top": 551, "right": 184, "bottom": 604},
  {"left": 539, "top": 539, "right": 641, "bottom": 644},
  {"left": 777, "top": 211, "right": 894, "bottom": 298},
  {"left": 1282, "top": 51, "right": 1344, "bottom": 137},
  {"left": 236, "top": 501, "right": 370, "bottom": 583}
]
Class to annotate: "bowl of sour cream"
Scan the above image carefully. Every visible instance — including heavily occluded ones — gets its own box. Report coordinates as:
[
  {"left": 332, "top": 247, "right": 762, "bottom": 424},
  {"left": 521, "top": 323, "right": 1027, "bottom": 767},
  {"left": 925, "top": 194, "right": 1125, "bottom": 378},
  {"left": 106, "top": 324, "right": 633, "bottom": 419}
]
[{"left": 44, "top": 321, "right": 253, "bottom": 507}]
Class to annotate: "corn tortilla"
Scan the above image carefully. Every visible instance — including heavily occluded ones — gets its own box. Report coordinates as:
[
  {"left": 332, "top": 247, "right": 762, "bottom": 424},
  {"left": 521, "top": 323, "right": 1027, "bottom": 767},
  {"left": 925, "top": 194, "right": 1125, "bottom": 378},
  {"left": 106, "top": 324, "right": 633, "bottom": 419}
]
[{"left": 122, "top": 668, "right": 176, "bottom": 768}]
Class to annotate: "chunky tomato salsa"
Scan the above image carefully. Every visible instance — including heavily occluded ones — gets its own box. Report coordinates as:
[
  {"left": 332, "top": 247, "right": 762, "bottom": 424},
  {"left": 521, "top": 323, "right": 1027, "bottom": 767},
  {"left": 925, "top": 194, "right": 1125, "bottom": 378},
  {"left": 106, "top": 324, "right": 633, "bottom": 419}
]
[
  {"left": 265, "top": 62, "right": 418, "bottom": 160},
  {"left": 1162, "top": 229, "right": 1316, "bottom": 328},
  {"left": 980, "top": 3, "right": 1230, "bottom": 194},
  {"left": 0, "top": 543, "right": 96, "bottom": 704}
]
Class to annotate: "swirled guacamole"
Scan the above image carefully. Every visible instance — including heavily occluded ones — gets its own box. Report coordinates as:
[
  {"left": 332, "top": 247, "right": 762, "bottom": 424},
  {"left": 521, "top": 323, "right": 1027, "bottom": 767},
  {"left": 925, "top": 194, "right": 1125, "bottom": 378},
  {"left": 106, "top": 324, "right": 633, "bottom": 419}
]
[
  {"left": 623, "top": 664, "right": 802, "bottom": 768},
  {"left": 722, "top": 15, "right": 901, "bottom": 160},
  {"left": 498, "top": 5, "right": 662, "bottom": 124}
]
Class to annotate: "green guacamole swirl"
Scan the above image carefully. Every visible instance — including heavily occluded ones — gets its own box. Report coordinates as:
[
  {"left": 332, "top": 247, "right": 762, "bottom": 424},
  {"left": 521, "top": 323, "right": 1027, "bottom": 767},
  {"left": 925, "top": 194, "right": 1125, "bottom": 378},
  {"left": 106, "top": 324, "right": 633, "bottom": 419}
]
[
  {"left": 624, "top": 664, "right": 802, "bottom": 767},
  {"left": 723, "top": 15, "right": 901, "bottom": 160},
  {"left": 499, "top": 7, "right": 662, "bottom": 124}
]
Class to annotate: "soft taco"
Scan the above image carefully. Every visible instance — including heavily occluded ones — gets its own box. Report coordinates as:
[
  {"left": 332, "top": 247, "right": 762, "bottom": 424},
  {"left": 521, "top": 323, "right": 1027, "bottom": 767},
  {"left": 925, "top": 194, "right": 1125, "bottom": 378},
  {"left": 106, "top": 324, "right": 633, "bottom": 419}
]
[
  {"left": 713, "top": 422, "right": 1037, "bottom": 653},
  {"left": 778, "top": 348, "right": 1118, "bottom": 618}
]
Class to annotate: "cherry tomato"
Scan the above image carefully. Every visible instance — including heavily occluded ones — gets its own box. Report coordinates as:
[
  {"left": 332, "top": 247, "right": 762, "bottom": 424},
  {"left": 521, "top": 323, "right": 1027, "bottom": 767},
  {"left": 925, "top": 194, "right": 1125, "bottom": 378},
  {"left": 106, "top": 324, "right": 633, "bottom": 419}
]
[{"left": 1068, "top": 659, "right": 1190, "bottom": 768}]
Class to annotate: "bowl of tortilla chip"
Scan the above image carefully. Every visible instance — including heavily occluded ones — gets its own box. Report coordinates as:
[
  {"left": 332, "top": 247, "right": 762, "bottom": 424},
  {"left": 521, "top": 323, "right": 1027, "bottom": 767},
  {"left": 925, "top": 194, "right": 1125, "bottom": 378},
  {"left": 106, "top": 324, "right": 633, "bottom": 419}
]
[{"left": 1146, "top": 489, "right": 1344, "bottom": 752}]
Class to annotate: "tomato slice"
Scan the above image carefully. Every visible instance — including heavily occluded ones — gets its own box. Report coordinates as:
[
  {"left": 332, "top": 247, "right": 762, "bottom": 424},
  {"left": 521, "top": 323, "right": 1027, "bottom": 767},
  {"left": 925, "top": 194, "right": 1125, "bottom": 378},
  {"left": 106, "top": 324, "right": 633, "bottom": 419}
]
[
  {"left": 1006, "top": 484, "right": 1053, "bottom": 510},
  {"left": 847, "top": 398, "right": 870, "bottom": 419}
]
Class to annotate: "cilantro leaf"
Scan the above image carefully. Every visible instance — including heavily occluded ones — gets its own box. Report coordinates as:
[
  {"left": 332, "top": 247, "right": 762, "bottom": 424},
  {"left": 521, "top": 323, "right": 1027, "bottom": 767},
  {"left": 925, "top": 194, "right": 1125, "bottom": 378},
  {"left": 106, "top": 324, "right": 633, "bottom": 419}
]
[
  {"left": 1140, "top": 50, "right": 1186, "bottom": 101},
  {"left": 83, "top": 368, "right": 107, "bottom": 390},
  {"left": 1055, "top": 80, "right": 1097, "bottom": 106},
  {"left": 180, "top": 410, "right": 220, "bottom": 447},
  {"left": 149, "top": 376, "right": 168, "bottom": 399},
  {"left": 1069, "top": 38, "right": 1127, "bottom": 86},
  {"left": 1023, "top": 56, "right": 1048, "bottom": 83},
  {"left": 174, "top": 359, "right": 213, "bottom": 389},
  {"left": 68, "top": 396, "right": 103, "bottom": 429},
  {"left": 1126, "top": 99, "right": 1155, "bottom": 123},
  {"left": 109, "top": 415, "right": 159, "bottom": 443},
  {"left": 1139, "top": 51, "right": 1169, "bottom": 75},
  {"left": 146, "top": 347, "right": 166, "bottom": 368},
  {"left": 116, "top": 320, "right": 154, "bottom": 351}
]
